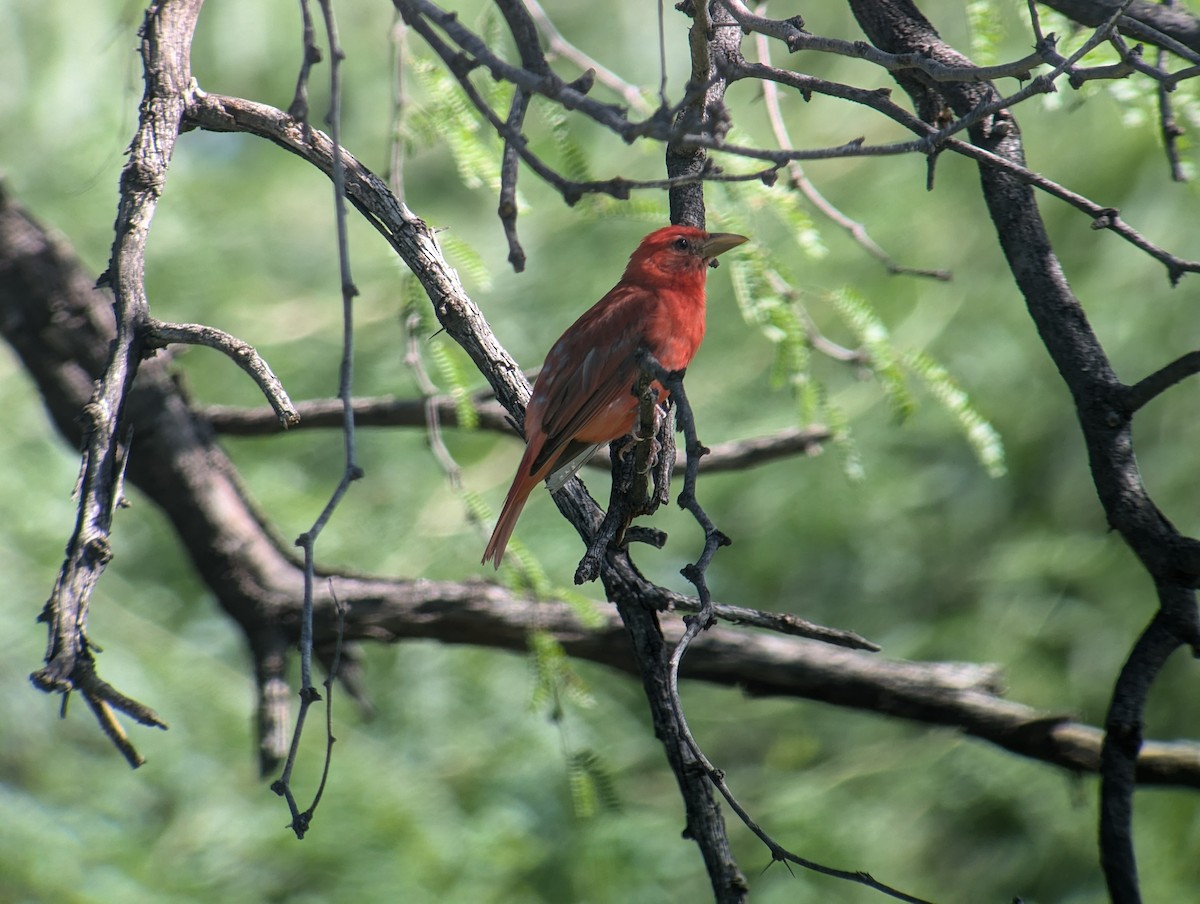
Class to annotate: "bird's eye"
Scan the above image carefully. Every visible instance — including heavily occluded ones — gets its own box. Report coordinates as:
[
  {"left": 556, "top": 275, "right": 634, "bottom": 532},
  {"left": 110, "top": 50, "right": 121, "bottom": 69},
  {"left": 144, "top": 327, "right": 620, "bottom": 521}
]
[{"left": 673, "top": 237, "right": 690, "bottom": 251}]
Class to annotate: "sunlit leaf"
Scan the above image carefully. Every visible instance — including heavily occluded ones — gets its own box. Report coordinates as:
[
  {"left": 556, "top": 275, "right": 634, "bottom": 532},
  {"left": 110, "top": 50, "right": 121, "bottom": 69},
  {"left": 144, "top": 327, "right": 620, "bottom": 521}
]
[
  {"left": 904, "top": 349, "right": 1007, "bottom": 477},
  {"left": 831, "top": 288, "right": 916, "bottom": 422}
]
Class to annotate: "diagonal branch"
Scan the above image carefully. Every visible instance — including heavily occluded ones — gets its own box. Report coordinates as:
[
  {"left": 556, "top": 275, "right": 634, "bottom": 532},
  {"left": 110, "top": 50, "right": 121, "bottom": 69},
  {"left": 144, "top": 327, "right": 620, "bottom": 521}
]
[{"left": 1039, "top": 0, "right": 1200, "bottom": 57}]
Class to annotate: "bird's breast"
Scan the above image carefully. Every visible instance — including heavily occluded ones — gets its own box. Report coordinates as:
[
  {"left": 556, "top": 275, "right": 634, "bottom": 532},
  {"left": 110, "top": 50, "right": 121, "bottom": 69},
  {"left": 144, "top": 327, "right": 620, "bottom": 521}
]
[{"left": 643, "top": 288, "right": 706, "bottom": 371}]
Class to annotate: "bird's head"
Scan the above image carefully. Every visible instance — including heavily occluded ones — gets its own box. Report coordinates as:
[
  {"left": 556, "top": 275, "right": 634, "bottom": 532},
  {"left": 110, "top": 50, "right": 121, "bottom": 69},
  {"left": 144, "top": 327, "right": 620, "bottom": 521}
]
[{"left": 624, "top": 225, "right": 748, "bottom": 285}]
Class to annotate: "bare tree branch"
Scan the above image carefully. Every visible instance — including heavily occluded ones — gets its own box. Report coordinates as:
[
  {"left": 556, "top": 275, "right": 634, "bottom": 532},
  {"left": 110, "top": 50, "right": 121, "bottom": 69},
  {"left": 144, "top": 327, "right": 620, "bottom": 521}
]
[
  {"left": 147, "top": 320, "right": 300, "bottom": 426},
  {"left": 1123, "top": 349, "right": 1200, "bottom": 411},
  {"left": 1040, "top": 0, "right": 1200, "bottom": 57},
  {"left": 27, "top": 0, "right": 205, "bottom": 765},
  {"left": 752, "top": 23, "right": 952, "bottom": 280},
  {"left": 269, "top": 0, "right": 362, "bottom": 840},
  {"left": 846, "top": 2, "right": 1200, "bottom": 899}
]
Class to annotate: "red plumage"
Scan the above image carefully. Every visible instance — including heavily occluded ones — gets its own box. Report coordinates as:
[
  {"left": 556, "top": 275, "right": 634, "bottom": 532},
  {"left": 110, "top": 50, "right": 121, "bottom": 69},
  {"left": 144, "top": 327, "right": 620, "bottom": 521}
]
[{"left": 483, "top": 225, "right": 748, "bottom": 568}]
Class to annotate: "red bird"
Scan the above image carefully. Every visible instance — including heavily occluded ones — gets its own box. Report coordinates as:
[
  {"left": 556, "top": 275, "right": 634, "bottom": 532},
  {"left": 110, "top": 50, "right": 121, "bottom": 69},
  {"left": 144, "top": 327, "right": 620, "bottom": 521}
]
[{"left": 483, "top": 225, "right": 748, "bottom": 568}]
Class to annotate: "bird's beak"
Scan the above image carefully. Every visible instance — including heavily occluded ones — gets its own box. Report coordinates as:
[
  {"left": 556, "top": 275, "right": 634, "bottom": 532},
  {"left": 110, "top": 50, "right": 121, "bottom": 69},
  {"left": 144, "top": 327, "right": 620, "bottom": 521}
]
[{"left": 701, "top": 232, "right": 749, "bottom": 261}]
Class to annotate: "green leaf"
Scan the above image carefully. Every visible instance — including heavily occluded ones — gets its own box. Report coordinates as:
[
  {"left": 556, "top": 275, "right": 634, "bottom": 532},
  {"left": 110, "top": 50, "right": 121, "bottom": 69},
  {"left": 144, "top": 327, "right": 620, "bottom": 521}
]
[
  {"left": 502, "top": 538, "right": 554, "bottom": 598},
  {"left": 536, "top": 102, "right": 593, "bottom": 184},
  {"left": 713, "top": 149, "right": 827, "bottom": 260},
  {"left": 554, "top": 586, "right": 608, "bottom": 630},
  {"left": 824, "top": 396, "right": 865, "bottom": 482},
  {"left": 407, "top": 57, "right": 504, "bottom": 192},
  {"left": 578, "top": 194, "right": 665, "bottom": 221},
  {"left": 831, "top": 288, "right": 916, "bottom": 422},
  {"left": 528, "top": 630, "right": 596, "bottom": 714},
  {"left": 904, "top": 349, "right": 1007, "bottom": 477},
  {"left": 438, "top": 232, "right": 494, "bottom": 292},
  {"left": 726, "top": 254, "right": 812, "bottom": 396},
  {"left": 460, "top": 488, "right": 492, "bottom": 533},
  {"left": 568, "top": 749, "right": 621, "bottom": 818}
]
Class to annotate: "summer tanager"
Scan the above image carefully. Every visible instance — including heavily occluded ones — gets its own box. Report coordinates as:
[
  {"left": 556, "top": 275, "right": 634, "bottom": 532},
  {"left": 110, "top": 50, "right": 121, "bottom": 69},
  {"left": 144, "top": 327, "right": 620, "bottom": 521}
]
[{"left": 483, "top": 225, "right": 748, "bottom": 568}]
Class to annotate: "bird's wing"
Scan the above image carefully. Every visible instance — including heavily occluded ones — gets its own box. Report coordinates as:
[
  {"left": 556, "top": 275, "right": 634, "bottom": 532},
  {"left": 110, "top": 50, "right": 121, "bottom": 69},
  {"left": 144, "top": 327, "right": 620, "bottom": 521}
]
[{"left": 527, "top": 283, "right": 650, "bottom": 478}]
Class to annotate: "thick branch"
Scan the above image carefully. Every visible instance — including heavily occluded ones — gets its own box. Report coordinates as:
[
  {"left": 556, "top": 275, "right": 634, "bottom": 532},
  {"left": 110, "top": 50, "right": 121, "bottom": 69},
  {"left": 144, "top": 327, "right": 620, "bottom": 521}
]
[
  {"left": 846, "top": 2, "right": 1200, "bottom": 900},
  {"left": 1041, "top": 0, "right": 1200, "bottom": 56}
]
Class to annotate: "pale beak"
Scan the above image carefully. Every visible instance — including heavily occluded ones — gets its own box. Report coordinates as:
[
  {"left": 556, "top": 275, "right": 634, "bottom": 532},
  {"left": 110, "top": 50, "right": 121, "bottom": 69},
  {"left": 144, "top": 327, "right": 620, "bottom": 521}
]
[{"left": 701, "top": 232, "right": 749, "bottom": 262}]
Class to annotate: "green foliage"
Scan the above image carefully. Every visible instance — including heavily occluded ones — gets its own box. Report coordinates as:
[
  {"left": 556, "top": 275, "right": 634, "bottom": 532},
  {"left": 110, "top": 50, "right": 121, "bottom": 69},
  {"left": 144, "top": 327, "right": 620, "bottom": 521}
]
[
  {"left": 500, "top": 536, "right": 608, "bottom": 632},
  {"left": 535, "top": 101, "right": 593, "bottom": 185},
  {"left": 529, "top": 630, "right": 619, "bottom": 823},
  {"left": 723, "top": 212, "right": 998, "bottom": 482},
  {"left": 567, "top": 748, "right": 621, "bottom": 818},
  {"left": 437, "top": 232, "right": 495, "bottom": 293},
  {"left": 966, "top": 0, "right": 1004, "bottom": 66},
  {"left": 403, "top": 55, "right": 506, "bottom": 192},
  {"left": 528, "top": 629, "right": 597, "bottom": 715},
  {"left": 4, "top": 2, "right": 1199, "bottom": 903},
  {"left": 905, "top": 349, "right": 1007, "bottom": 477},
  {"left": 831, "top": 287, "right": 917, "bottom": 422},
  {"left": 578, "top": 191, "right": 666, "bottom": 222},
  {"left": 726, "top": 252, "right": 810, "bottom": 391}
]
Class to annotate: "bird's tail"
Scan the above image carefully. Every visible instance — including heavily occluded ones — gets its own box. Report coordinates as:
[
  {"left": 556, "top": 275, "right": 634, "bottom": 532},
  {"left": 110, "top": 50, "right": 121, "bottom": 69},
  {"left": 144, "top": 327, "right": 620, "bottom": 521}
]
[{"left": 482, "top": 472, "right": 537, "bottom": 569}]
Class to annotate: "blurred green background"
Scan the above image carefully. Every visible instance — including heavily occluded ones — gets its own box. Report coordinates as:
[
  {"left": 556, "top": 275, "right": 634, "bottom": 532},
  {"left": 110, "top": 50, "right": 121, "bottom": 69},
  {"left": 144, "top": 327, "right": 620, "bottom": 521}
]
[{"left": 2, "top": 1, "right": 1198, "bottom": 901}]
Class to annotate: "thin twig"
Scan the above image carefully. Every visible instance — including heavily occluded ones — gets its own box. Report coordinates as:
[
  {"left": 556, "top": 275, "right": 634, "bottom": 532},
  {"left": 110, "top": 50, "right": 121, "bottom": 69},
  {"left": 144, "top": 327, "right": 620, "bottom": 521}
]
[
  {"left": 307, "top": 585, "right": 347, "bottom": 818},
  {"left": 289, "top": 0, "right": 322, "bottom": 123},
  {"left": 1123, "top": 349, "right": 1200, "bottom": 411},
  {"left": 760, "top": 271, "right": 868, "bottom": 364},
  {"left": 754, "top": 19, "right": 950, "bottom": 280},
  {"left": 1117, "top": 12, "right": 1200, "bottom": 67},
  {"left": 657, "top": 0, "right": 670, "bottom": 109},
  {"left": 147, "top": 320, "right": 300, "bottom": 426},
  {"left": 30, "top": 0, "right": 203, "bottom": 766},
  {"left": 387, "top": 11, "right": 409, "bottom": 202},
  {"left": 403, "top": 309, "right": 468, "bottom": 491},
  {"left": 1027, "top": 0, "right": 1046, "bottom": 44},
  {"left": 665, "top": 591, "right": 879, "bottom": 651},
  {"left": 274, "top": 0, "right": 361, "bottom": 840},
  {"left": 1150, "top": 1, "right": 1188, "bottom": 182},
  {"left": 499, "top": 89, "right": 531, "bottom": 271},
  {"left": 524, "top": 0, "right": 653, "bottom": 114}
]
